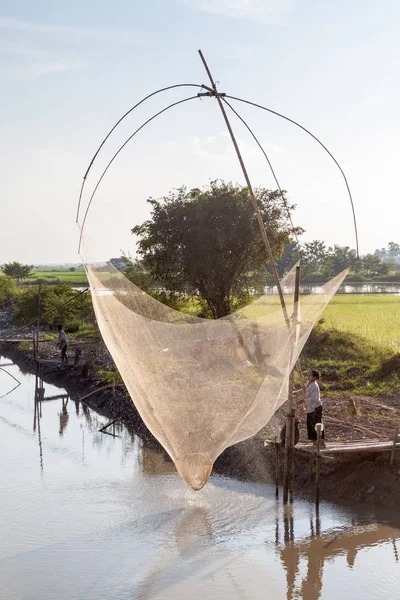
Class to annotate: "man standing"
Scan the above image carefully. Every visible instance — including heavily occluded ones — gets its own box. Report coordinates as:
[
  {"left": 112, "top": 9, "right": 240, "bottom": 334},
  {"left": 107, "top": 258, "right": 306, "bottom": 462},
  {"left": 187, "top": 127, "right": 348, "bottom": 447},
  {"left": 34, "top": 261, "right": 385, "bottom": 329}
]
[
  {"left": 58, "top": 324, "right": 68, "bottom": 363},
  {"left": 304, "top": 369, "right": 325, "bottom": 446}
]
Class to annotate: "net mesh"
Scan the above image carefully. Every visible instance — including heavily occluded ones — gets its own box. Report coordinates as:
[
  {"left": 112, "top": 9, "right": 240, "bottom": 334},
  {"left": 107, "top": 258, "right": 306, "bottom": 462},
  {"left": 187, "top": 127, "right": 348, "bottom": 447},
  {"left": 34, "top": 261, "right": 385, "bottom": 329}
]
[{"left": 84, "top": 259, "right": 348, "bottom": 489}]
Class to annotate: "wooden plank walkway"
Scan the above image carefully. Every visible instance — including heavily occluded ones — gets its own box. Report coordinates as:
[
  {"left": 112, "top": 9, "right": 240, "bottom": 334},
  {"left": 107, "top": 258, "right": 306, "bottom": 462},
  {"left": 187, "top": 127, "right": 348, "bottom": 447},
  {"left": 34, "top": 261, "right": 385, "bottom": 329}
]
[
  {"left": 0, "top": 338, "right": 33, "bottom": 343},
  {"left": 264, "top": 439, "right": 400, "bottom": 455},
  {"left": 296, "top": 440, "right": 400, "bottom": 455},
  {"left": 42, "top": 393, "right": 69, "bottom": 402},
  {"left": 36, "top": 358, "right": 88, "bottom": 367}
]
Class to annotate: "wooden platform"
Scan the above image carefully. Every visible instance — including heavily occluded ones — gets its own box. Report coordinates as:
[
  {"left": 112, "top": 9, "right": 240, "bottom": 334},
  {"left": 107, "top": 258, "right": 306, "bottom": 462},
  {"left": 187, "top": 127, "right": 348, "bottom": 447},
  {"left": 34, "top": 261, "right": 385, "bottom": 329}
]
[
  {"left": 298, "top": 440, "right": 400, "bottom": 455},
  {"left": 0, "top": 338, "right": 33, "bottom": 343},
  {"left": 265, "top": 439, "right": 400, "bottom": 455}
]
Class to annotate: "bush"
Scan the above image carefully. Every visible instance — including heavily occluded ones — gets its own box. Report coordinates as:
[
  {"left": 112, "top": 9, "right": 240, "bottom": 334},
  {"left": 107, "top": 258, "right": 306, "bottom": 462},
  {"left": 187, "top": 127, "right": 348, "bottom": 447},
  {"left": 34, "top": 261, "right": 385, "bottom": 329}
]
[
  {"left": 11, "top": 284, "right": 95, "bottom": 329},
  {"left": 65, "top": 318, "right": 82, "bottom": 333},
  {"left": 0, "top": 277, "right": 17, "bottom": 303},
  {"left": 97, "top": 366, "right": 123, "bottom": 385}
]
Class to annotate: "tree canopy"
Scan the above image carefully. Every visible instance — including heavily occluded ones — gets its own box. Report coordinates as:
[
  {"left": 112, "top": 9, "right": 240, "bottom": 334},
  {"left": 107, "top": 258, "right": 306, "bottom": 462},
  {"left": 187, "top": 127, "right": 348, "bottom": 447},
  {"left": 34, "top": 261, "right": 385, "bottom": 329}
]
[
  {"left": 132, "top": 181, "right": 299, "bottom": 318},
  {"left": 2, "top": 262, "right": 33, "bottom": 282}
]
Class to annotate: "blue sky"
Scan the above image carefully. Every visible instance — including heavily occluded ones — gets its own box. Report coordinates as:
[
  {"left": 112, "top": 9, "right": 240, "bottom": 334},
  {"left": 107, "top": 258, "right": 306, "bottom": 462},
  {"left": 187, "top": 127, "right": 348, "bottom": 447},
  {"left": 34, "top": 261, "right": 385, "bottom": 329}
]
[{"left": 1, "top": 0, "right": 399, "bottom": 263}]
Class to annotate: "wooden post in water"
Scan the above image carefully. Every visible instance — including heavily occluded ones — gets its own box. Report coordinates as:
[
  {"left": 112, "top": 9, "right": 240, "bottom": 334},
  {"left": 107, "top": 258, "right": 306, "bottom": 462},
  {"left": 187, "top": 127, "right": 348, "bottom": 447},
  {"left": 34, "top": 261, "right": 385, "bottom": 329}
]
[
  {"left": 283, "top": 266, "right": 301, "bottom": 503},
  {"left": 315, "top": 423, "right": 323, "bottom": 505},
  {"left": 275, "top": 436, "right": 280, "bottom": 499},
  {"left": 390, "top": 427, "right": 399, "bottom": 465}
]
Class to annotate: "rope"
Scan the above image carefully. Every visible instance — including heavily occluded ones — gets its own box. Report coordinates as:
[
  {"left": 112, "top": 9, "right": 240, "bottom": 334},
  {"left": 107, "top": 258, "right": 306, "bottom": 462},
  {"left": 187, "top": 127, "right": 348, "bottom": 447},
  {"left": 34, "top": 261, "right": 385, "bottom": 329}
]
[
  {"left": 222, "top": 97, "right": 301, "bottom": 249},
  {"left": 0, "top": 366, "right": 21, "bottom": 385},
  {"left": 225, "top": 94, "right": 359, "bottom": 258},
  {"left": 76, "top": 83, "right": 205, "bottom": 223},
  {"left": 77, "top": 94, "right": 201, "bottom": 253}
]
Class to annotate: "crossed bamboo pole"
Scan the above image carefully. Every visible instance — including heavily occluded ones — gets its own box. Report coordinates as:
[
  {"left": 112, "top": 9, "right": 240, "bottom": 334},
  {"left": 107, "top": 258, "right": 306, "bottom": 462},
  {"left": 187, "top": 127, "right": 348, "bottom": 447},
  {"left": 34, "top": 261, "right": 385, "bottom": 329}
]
[{"left": 198, "top": 51, "right": 305, "bottom": 501}]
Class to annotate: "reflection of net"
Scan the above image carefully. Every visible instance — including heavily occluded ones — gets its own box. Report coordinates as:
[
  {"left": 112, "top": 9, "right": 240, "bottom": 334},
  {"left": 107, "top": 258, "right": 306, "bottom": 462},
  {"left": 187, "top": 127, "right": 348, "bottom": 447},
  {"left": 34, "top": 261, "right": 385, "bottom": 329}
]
[{"left": 85, "top": 261, "right": 347, "bottom": 490}]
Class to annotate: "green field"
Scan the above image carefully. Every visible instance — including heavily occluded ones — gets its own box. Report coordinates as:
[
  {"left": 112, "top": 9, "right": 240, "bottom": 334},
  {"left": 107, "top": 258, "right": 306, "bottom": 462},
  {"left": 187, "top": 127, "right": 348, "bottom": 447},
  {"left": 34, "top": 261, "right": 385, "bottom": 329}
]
[
  {"left": 320, "top": 295, "right": 400, "bottom": 350},
  {"left": 0, "top": 267, "right": 88, "bottom": 285},
  {"left": 26, "top": 269, "right": 88, "bottom": 284}
]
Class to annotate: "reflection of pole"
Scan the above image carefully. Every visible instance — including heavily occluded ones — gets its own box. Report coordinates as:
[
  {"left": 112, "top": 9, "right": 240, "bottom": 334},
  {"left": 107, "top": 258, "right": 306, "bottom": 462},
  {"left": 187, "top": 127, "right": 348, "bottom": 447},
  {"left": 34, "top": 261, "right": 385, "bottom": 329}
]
[
  {"left": 197, "top": 50, "right": 306, "bottom": 392},
  {"left": 392, "top": 539, "right": 399, "bottom": 562},
  {"left": 33, "top": 390, "right": 37, "bottom": 432},
  {"left": 315, "top": 424, "right": 323, "bottom": 505},
  {"left": 37, "top": 397, "right": 43, "bottom": 472},
  {"left": 34, "top": 366, "right": 43, "bottom": 471},
  {"left": 283, "top": 266, "right": 300, "bottom": 503}
]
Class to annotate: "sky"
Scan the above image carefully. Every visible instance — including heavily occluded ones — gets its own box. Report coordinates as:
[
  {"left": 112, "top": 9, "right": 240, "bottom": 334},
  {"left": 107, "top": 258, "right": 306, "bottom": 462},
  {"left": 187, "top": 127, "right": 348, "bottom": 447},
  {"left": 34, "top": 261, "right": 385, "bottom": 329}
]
[{"left": 0, "top": 0, "right": 399, "bottom": 264}]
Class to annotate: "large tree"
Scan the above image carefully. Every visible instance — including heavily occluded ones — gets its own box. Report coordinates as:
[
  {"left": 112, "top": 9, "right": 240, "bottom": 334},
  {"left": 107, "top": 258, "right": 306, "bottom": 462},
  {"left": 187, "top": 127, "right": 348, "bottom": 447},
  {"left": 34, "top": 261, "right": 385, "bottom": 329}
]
[
  {"left": 132, "top": 181, "right": 300, "bottom": 318},
  {"left": 2, "top": 261, "right": 33, "bottom": 282}
]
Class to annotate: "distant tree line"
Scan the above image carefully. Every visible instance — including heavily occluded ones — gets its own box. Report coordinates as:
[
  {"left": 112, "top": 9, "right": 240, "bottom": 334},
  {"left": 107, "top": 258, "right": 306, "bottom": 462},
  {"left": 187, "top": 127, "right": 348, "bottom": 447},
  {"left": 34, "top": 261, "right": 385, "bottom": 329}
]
[
  {"left": 274, "top": 240, "right": 400, "bottom": 279},
  {"left": 374, "top": 242, "right": 400, "bottom": 264}
]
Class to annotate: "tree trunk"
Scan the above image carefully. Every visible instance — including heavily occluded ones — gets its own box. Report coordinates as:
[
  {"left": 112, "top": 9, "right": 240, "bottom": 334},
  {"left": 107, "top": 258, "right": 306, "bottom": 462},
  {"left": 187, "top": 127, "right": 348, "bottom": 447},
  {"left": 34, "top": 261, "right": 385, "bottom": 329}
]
[{"left": 208, "top": 296, "right": 231, "bottom": 319}]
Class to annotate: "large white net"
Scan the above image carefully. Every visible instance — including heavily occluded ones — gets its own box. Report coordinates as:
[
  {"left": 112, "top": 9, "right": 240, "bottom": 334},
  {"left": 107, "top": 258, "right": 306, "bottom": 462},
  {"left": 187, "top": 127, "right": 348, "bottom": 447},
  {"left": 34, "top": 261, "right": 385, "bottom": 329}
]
[{"left": 84, "top": 259, "right": 348, "bottom": 489}]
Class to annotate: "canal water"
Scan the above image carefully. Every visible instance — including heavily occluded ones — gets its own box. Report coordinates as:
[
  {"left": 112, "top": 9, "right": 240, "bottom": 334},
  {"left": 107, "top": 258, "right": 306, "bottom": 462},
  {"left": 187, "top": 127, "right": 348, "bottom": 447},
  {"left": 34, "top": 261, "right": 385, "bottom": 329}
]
[{"left": 1, "top": 358, "right": 399, "bottom": 600}]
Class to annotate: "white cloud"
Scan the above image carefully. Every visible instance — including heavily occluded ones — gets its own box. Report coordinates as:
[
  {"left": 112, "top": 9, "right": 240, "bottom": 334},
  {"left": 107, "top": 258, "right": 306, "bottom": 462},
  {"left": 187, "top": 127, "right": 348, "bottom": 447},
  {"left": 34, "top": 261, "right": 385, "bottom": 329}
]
[
  {"left": 183, "top": 0, "right": 293, "bottom": 23},
  {"left": 1, "top": 59, "right": 86, "bottom": 80},
  {"left": 0, "top": 17, "right": 149, "bottom": 44},
  {"left": 0, "top": 16, "right": 151, "bottom": 81}
]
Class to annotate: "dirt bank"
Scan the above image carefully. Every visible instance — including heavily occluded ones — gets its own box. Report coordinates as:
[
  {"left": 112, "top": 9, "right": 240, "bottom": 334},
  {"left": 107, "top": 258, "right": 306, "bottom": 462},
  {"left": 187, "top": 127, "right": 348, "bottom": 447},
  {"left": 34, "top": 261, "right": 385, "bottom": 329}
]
[{"left": 2, "top": 338, "right": 400, "bottom": 510}]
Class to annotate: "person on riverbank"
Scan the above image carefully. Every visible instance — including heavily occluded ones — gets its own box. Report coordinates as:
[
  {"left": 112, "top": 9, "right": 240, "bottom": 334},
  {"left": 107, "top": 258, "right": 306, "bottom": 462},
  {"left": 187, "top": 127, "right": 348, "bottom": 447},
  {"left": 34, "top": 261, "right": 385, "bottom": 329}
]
[
  {"left": 57, "top": 325, "right": 68, "bottom": 364},
  {"left": 304, "top": 369, "right": 325, "bottom": 446}
]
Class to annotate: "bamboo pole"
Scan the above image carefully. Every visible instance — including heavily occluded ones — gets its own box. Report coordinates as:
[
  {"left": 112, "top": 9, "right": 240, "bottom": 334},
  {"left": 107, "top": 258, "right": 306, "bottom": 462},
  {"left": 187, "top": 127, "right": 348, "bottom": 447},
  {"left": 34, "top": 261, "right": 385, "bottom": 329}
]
[
  {"left": 390, "top": 427, "right": 399, "bottom": 465},
  {"left": 197, "top": 50, "right": 306, "bottom": 397},
  {"left": 78, "top": 384, "right": 123, "bottom": 403},
  {"left": 315, "top": 423, "right": 323, "bottom": 505},
  {"left": 99, "top": 417, "right": 121, "bottom": 434},
  {"left": 283, "top": 266, "right": 301, "bottom": 503}
]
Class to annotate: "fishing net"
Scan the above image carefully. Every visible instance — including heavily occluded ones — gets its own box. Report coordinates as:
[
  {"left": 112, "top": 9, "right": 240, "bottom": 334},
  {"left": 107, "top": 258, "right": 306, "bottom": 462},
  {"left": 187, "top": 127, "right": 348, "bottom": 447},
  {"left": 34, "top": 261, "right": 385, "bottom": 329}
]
[{"left": 84, "top": 258, "right": 347, "bottom": 489}]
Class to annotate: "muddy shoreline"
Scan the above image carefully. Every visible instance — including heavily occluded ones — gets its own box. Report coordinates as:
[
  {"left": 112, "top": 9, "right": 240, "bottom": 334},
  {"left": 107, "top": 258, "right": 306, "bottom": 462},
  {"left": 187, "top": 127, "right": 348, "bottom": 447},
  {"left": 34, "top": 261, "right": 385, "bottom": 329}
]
[{"left": 2, "top": 341, "right": 400, "bottom": 510}]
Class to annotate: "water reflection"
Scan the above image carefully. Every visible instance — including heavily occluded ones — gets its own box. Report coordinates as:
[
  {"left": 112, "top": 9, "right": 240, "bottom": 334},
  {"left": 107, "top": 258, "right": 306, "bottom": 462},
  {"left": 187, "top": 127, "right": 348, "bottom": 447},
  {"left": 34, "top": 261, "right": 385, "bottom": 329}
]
[
  {"left": 1, "top": 357, "right": 400, "bottom": 600},
  {"left": 59, "top": 397, "right": 69, "bottom": 436},
  {"left": 277, "top": 504, "right": 400, "bottom": 600}
]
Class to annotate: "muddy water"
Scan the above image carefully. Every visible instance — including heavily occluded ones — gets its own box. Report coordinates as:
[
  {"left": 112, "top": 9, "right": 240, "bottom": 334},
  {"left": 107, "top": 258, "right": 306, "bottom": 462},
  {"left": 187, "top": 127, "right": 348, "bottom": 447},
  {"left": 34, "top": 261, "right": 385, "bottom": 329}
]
[{"left": 0, "top": 359, "right": 399, "bottom": 600}]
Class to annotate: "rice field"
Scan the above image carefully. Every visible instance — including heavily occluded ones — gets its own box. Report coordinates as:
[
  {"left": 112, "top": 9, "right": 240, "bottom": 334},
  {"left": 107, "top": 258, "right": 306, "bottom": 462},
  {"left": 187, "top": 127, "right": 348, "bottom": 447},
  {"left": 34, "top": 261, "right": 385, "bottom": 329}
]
[
  {"left": 0, "top": 268, "right": 88, "bottom": 284},
  {"left": 27, "top": 269, "right": 88, "bottom": 284},
  {"left": 320, "top": 295, "right": 400, "bottom": 350},
  {"left": 219, "top": 293, "right": 400, "bottom": 351}
]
